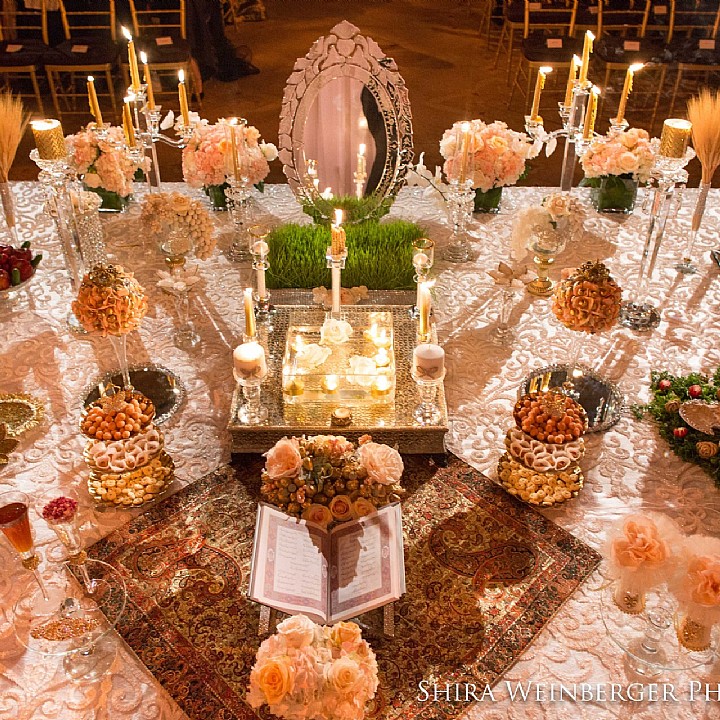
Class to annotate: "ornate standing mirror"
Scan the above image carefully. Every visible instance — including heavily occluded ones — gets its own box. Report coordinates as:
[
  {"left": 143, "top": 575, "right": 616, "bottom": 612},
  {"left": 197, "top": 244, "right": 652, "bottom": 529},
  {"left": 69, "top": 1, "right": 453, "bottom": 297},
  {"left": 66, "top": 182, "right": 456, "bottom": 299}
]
[{"left": 278, "top": 21, "right": 413, "bottom": 223}]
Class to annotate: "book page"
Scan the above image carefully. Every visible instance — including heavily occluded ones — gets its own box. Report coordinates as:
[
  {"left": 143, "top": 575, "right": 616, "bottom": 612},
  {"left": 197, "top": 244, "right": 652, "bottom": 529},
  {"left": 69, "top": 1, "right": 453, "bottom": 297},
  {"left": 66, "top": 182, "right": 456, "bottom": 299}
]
[
  {"left": 329, "top": 503, "right": 405, "bottom": 623},
  {"left": 248, "top": 504, "right": 330, "bottom": 623}
]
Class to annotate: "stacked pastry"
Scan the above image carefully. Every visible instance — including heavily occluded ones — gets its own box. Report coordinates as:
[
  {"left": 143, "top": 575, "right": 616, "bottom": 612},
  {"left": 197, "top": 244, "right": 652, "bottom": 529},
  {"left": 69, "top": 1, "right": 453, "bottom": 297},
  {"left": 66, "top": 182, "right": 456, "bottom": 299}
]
[
  {"left": 498, "top": 390, "right": 587, "bottom": 506},
  {"left": 80, "top": 390, "right": 174, "bottom": 507}
]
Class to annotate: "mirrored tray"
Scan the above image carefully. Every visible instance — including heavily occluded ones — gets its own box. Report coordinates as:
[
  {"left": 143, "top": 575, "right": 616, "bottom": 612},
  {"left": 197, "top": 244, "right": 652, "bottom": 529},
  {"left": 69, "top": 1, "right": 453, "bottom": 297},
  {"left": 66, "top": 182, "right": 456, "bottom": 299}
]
[
  {"left": 519, "top": 364, "right": 624, "bottom": 433},
  {"left": 81, "top": 365, "right": 185, "bottom": 426}
]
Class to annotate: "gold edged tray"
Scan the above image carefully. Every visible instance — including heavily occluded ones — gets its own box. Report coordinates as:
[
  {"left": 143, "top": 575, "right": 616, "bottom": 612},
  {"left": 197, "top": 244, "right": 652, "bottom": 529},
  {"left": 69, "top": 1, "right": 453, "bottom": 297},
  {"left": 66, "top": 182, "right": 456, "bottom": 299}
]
[
  {"left": 87, "top": 450, "right": 174, "bottom": 508},
  {"left": 497, "top": 452, "right": 584, "bottom": 507},
  {"left": 0, "top": 393, "right": 45, "bottom": 437}
]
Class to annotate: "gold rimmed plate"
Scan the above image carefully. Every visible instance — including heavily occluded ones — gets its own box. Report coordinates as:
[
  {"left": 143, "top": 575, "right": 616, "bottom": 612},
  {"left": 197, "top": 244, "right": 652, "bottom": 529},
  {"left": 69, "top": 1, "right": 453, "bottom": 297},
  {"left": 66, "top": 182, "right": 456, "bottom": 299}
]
[{"left": 0, "top": 393, "right": 45, "bottom": 437}]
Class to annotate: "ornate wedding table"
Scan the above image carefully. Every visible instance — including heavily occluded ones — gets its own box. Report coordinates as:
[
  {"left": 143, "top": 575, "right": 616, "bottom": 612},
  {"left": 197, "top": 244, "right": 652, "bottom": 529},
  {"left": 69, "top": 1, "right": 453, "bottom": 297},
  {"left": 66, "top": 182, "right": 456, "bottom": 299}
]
[{"left": 1, "top": 182, "right": 719, "bottom": 720}]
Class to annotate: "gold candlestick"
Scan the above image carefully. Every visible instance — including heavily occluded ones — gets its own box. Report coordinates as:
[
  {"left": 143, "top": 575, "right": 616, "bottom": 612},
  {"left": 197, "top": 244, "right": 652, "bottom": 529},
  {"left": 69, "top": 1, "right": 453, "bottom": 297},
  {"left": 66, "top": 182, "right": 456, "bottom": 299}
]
[
  {"left": 614, "top": 63, "right": 643, "bottom": 125},
  {"left": 530, "top": 66, "right": 552, "bottom": 121},
  {"left": 122, "top": 27, "right": 141, "bottom": 92},
  {"left": 178, "top": 69, "right": 190, "bottom": 126},
  {"left": 30, "top": 119, "right": 65, "bottom": 160},
  {"left": 140, "top": 51, "right": 155, "bottom": 110},
  {"left": 86, "top": 76, "right": 103, "bottom": 126},
  {"left": 578, "top": 30, "right": 594, "bottom": 86},
  {"left": 659, "top": 119, "right": 692, "bottom": 158}
]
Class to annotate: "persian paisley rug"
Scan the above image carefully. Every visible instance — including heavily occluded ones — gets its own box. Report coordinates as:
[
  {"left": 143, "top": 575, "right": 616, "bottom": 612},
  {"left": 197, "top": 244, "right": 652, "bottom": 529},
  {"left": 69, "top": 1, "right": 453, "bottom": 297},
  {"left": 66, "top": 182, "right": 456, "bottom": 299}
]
[{"left": 89, "top": 454, "right": 600, "bottom": 720}]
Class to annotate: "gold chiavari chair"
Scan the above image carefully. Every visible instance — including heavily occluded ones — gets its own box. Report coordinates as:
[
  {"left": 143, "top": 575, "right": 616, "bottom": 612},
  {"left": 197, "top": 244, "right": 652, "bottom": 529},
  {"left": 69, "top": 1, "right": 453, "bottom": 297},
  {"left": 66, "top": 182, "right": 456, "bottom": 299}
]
[
  {"left": 494, "top": 0, "right": 531, "bottom": 81},
  {"left": 44, "top": 0, "right": 120, "bottom": 123},
  {"left": 126, "top": 0, "right": 201, "bottom": 107}
]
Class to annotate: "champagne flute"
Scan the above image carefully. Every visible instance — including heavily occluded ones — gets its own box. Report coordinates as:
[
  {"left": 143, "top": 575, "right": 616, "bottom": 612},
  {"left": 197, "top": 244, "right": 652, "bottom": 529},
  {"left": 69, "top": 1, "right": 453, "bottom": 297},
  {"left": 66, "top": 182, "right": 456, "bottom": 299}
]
[{"left": 0, "top": 490, "right": 52, "bottom": 603}]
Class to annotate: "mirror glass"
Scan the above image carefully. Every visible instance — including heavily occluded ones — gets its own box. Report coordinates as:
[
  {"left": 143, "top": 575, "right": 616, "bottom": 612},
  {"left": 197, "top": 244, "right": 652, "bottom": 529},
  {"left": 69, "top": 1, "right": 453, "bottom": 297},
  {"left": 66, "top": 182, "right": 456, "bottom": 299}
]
[{"left": 278, "top": 21, "right": 413, "bottom": 223}]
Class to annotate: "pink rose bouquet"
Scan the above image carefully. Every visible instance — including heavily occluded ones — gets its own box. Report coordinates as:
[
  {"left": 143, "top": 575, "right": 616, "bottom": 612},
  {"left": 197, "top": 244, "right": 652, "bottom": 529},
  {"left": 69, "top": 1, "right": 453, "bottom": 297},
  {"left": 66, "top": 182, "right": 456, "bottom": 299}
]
[
  {"left": 440, "top": 119, "right": 533, "bottom": 192},
  {"left": 248, "top": 615, "right": 378, "bottom": 720},
  {"left": 66, "top": 125, "right": 150, "bottom": 200},
  {"left": 261, "top": 434, "right": 403, "bottom": 524},
  {"left": 580, "top": 127, "right": 655, "bottom": 182}
]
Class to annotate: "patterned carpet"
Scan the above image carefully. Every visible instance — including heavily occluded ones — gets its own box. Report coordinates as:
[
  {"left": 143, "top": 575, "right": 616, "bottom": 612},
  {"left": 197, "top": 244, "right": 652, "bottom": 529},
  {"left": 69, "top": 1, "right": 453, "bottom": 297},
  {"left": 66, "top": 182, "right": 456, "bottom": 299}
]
[{"left": 88, "top": 454, "right": 600, "bottom": 720}]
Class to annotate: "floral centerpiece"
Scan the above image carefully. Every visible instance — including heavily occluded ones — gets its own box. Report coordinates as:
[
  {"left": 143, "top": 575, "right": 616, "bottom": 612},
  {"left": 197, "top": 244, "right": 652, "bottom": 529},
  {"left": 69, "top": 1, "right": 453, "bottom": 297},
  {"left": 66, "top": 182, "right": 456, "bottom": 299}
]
[
  {"left": 140, "top": 191, "right": 216, "bottom": 260},
  {"left": 66, "top": 125, "right": 149, "bottom": 211},
  {"left": 261, "top": 434, "right": 403, "bottom": 526},
  {"left": 579, "top": 127, "right": 655, "bottom": 214},
  {"left": 248, "top": 614, "right": 379, "bottom": 720},
  {"left": 440, "top": 119, "right": 534, "bottom": 213},
  {"left": 182, "top": 121, "right": 277, "bottom": 210}
]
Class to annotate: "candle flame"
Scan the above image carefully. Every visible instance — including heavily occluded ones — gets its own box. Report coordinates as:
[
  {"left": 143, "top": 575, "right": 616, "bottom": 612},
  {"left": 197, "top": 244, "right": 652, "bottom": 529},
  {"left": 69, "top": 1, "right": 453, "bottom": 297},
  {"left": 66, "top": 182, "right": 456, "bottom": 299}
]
[
  {"left": 334, "top": 208, "right": 343, "bottom": 226},
  {"left": 540, "top": 66, "right": 553, "bottom": 75},
  {"left": 178, "top": 69, "right": 185, "bottom": 83},
  {"left": 122, "top": 26, "right": 132, "bottom": 42},
  {"left": 87, "top": 75, "right": 94, "bottom": 82},
  {"left": 592, "top": 85, "right": 601, "bottom": 96},
  {"left": 572, "top": 55, "right": 582, "bottom": 67},
  {"left": 124, "top": 96, "right": 132, "bottom": 105},
  {"left": 630, "top": 62, "right": 644, "bottom": 73},
  {"left": 359, "top": 143, "right": 366, "bottom": 155},
  {"left": 140, "top": 50, "right": 148, "bottom": 64},
  {"left": 586, "top": 30, "right": 595, "bottom": 42}
]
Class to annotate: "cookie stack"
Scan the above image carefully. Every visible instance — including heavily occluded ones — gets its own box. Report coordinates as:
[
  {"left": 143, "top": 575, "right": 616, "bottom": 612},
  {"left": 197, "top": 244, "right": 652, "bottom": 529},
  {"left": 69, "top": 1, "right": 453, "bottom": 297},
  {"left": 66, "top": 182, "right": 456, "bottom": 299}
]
[
  {"left": 80, "top": 390, "right": 174, "bottom": 507},
  {"left": 498, "top": 390, "right": 587, "bottom": 507}
]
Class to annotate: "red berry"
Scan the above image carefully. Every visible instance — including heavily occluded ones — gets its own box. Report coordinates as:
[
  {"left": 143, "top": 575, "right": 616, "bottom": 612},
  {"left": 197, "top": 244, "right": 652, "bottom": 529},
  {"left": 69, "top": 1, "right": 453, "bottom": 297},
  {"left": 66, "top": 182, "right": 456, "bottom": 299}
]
[
  {"left": 0, "top": 269, "right": 8, "bottom": 291},
  {"left": 673, "top": 427, "right": 688, "bottom": 439},
  {"left": 658, "top": 379, "right": 672, "bottom": 392},
  {"left": 688, "top": 385, "right": 703, "bottom": 399}
]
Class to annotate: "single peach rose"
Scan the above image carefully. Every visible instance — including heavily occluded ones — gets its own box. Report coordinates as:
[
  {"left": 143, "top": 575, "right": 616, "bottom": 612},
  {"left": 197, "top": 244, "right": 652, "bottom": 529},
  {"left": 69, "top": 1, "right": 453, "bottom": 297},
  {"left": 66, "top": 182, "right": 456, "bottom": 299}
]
[
  {"left": 264, "top": 437, "right": 302, "bottom": 480},
  {"left": 327, "top": 657, "right": 363, "bottom": 696},
  {"left": 302, "top": 504, "right": 333, "bottom": 528},
  {"left": 330, "top": 621, "right": 362, "bottom": 652},
  {"left": 276, "top": 614, "right": 316, "bottom": 648},
  {"left": 610, "top": 516, "right": 668, "bottom": 569},
  {"left": 688, "top": 555, "right": 720, "bottom": 607},
  {"left": 329, "top": 495, "right": 353, "bottom": 521},
  {"left": 352, "top": 498, "right": 377, "bottom": 518},
  {"left": 252, "top": 656, "right": 294, "bottom": 705},
  {"left": 357, "top": 442, "right": 403, "bottom": 486}
]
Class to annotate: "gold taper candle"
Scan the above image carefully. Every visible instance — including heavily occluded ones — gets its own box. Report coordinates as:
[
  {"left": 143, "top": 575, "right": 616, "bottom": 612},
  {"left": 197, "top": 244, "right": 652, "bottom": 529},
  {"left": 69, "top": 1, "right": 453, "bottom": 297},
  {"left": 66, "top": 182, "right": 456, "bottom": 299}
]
[
  {"left": 30, "top": 119, "right": 65, "bottom": 160},
  {"left": 243, "top": 287, "right": 257, "bottom": 338},
  {"left": 140, "top": 51, "right": 155, "bottom": 110},
  {"left": 659, "top": 119, "right": 692, "bottom": 158},
  {"left": 418, "top": 280, "right": 432, "bottom": 340},
  {"left": 458, "top": 121, "right": 470, "bottom": 183},
  {"left": 530, "top": 66, "right": 552, "bottom": 121},
  {"left": 578, "top": 31, "right": 594, "bottom": 85},
  {"left": 331, "top": 208, "right": 346, "bottom": 255},
  {"left": 86, "top": 76, "right": 103, "bottom": 126},
  {"left": 228, "top": 118, "right": 240, "bottom": 180},
  {"left": 564, "top": 55, "right": 581, "bottom": 108},
  {"left": 582, "top": 86, "right": 600, "bottom": 139},
  {"left": 122, "top": 100, "right": 135, "bottom": 147},
  {"left": 122, "top": 27, "right": 141, "bottom": 92},
  {"left": 178, "top": 69, "right": 190, "bottom": 126},
  {"left": 614, "top": 63, "right": 644, "bottom": 124}
]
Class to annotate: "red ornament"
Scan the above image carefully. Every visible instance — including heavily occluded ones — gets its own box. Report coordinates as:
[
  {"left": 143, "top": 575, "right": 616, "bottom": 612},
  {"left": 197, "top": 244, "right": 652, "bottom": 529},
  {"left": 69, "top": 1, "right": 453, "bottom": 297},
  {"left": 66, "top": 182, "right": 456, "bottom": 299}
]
[
  {"left": 688, "top": 385, "right": 703, "bottom": 399},
  {"left": 658, "top": 379, "right": 672, "bottom": 392},
  {"left": 673, "top": 427, "right": 688, "bottom": 439}
]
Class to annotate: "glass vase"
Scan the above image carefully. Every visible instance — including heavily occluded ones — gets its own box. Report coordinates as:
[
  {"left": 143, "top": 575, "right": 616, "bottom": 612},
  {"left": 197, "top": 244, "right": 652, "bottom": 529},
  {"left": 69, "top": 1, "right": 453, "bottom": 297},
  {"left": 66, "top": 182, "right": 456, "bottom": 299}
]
[
  {"left": 525, "top": 225, "right": 567, "bottom": 297},
  {"left": 588, "top": 175, "right": 638, "bottom": 214},
  {"left": 73, "top": 191, "right": 107, "bottom": 269},
  {"left": 473, "top": 186, "right": 503, "bottom": 214},
  {"left": 204, "top": 183, "right": 229, "bottom": 211},
  {"left": 83, "top": 185, "right": 131, "bottom": 213},
  {"left": 443, "top": 179, "right": 474, "bottom": 263},
  {"left": 226, "top": 178, "right": 253, "bottom": 262},
  {"left": 173, "top": 289, "right": 201, "bottom": 350},
  {"left": 491, "top": 287, "right": 517, "bottom": 345}
]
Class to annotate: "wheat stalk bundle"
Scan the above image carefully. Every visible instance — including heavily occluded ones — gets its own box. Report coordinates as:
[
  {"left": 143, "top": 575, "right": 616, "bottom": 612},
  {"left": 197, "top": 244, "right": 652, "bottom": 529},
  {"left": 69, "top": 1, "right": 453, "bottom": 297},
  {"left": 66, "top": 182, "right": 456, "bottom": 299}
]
[
  {"left": 688, "top": 88, "right": 720, "bottom": 186},
  {"left": 0, "top": 92, "right": 28, "bottom": 183}
]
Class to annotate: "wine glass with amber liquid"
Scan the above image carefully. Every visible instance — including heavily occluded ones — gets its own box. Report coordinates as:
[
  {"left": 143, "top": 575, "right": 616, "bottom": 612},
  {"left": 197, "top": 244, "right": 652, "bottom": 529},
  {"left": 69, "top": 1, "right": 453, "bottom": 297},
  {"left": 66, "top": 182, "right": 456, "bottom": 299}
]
[{"left": 0, "top": 490, "right": 60, "bottom": 611}]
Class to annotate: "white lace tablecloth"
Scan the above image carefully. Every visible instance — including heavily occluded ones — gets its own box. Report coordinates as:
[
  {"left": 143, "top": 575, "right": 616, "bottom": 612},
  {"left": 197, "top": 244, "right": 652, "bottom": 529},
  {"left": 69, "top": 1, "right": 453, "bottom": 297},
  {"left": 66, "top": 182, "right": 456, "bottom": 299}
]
[{"left": 1, "top": 182, "right": 720, "bottom": 720}]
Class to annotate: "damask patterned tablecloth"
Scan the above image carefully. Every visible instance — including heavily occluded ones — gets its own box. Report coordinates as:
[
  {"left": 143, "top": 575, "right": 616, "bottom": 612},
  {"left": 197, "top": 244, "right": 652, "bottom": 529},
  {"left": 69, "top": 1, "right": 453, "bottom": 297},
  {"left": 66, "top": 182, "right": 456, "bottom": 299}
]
[{"left": 1, "top": 182, "right": 720, "bottom": 720}]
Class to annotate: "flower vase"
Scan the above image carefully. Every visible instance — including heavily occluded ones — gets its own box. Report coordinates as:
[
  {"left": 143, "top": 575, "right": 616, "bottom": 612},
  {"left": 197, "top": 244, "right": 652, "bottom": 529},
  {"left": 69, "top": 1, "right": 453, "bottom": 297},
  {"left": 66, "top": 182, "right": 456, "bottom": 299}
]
[
  {"left": 613, "top": 579, "right": 646, "bottom": 615},
  {"left": 473, "top": 186, "right": 503, "bottom": 214},
  {"left": 587, "top": 175, "right": 638, "bottom": 214},
  {"left": 677, "top": 615, "right": 713, "bottom": 652},
  {"left": 83, "top": 185, "right": 130, "bottom": 213},
  {"left": 204, "top": 183, "right": 229, "bottom": 211}
]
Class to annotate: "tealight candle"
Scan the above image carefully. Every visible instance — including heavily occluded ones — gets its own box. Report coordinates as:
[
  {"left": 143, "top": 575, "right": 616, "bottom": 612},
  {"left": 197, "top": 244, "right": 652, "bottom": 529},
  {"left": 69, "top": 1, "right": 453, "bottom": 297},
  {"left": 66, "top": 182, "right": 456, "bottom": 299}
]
[
  {"left": 614, "top": 63, "right": 643, "bottom": 125},
  {"left": 233, "top": 341, "right": 267, "bottom": 382},
  {"left": 659, "top": 119, "right": 692, "bottom": 158},
  {"left": 178, "top": 69, "right": 190, "bottom": 126},
  {"left": 30, "top": 119, "right": 65, "bottom": 160},
  {"left": 284, "top": 377, "right": 305, "bottom": 396},
  {"left": 140, "top": 51, "right": 155, "bottom": 110},
  {"left": 86, "top": 76, "right": 103, "bottom": 126},
  {"left": 322, "top": 374, "right": 339, "bottom": 394},
  {"left": 578, "top": 30, "right": 594, "bottom": 85},
  {"left": 374, "top": 347, "right": 391, "bottom": 368},
  {"left": 371, "top": 375, "right": 392, "bottom": 398},
  {"left": 413, "top": 343, "right": 445, "bottom": 380},
  {"left": 243, "top": 287, "right": 256, "bottom": 338}
]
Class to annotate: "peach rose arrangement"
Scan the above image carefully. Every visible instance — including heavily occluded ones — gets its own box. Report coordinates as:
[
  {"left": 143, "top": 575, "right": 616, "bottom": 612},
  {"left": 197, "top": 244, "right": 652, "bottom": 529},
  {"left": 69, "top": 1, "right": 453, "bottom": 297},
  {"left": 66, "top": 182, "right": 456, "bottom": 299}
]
[
  {"left": 261, "top": 434, "right": 404, "bottom": 526},
  {"left": 580, "top": 127, "right": 655, "bottom": 182},
  {"left": 67, "top": 124, "right": 150, "bottom": 201},
  {"left": 248, "top": 614, "right": 378, "bottom": 720},
  {"left": 440, "top": 119, "right": 534, "bottom": 192}
]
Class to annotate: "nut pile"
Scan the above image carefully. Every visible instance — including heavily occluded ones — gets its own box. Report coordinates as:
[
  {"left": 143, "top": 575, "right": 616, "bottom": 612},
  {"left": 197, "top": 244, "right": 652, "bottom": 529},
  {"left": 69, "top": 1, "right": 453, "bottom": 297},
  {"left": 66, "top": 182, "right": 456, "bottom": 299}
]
[
  {"left": 81, "top": 391, "right": 154, "bottom": 440},
  {"left": 498, "top": 454, "right": 583, "bottom": 506},
  {"left": 513, "top": 391, "right": 587, "bottom": 443},
  {"left": 88, "top": 453, "right": 173, "bottom": 506}
]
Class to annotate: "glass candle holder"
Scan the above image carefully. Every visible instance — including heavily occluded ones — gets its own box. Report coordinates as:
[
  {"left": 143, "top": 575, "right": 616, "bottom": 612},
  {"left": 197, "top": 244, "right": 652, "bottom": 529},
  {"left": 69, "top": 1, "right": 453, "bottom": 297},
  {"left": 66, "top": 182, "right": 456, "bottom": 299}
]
[
  {"left": 233, "top": 341, "right": 268, "bottom": 424},
  {"left": 411, "top": 371, "right": 445, "bottom": 425},
  {"left": 443, "top": 179, "right": 475, "bottom": 263},
  {"left": 250, "top": 224, "right": 274, "bottom": 324},
  {"left": 225, "top": 176, "right": 253, "bottom": 263},
  {"left": 411, "top": 237, "right": 434, "bottom": 318}
]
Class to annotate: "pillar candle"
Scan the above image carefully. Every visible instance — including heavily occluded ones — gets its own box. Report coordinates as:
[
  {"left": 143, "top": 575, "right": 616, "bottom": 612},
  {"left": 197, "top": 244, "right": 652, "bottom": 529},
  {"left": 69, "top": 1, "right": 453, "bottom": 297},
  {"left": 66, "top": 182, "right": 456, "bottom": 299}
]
[
  {"left": 530, "top": 67, "right": 552, "bottom": 121},
  {"left": 243, "top": 287, "right": 256, "bottom": 338},
  {"left": 615, "top": 63, "right": 643, "bottom": 124},
  {"left": 122, "top": 100, "right": 135, "bottom": 147},
  {"left": 122, "top": 27, "right": 141, "bottom": 92},
  {"left": 582, "top": 86, "right": 600, "bottom": 139},
  {"left": 30, "top": 119, "right": 65, "bottom": 160},
  {"left": 87, "top": 76, "right": 103, "bottom": 126},
  {"left": 253, "top": 240, "right": 269, "bottom": 299},
  {"left": 140, "top": 51, "right": 155, "bottom": 110},
  {"left": 659, "top": 119, "right": 692, "bottom": 158},
  {"left": 418, "top": 281, "right": 432, "bottom": 339},
  {"left": 578, "top": 31, "right": 594, "bottom": 85},
  {"left": 564, "top": 55, "right": 581, "bottom": 108},
  {"left": 233, "top": 342, "right": 267, "bottom": 382},
  {"left": 331, "top": 208, "right": 346, "bottom": 255},
  {"left": 413, "top": 343, "right": 445, "bottom": 380},
  {"left": 178, "top": 69, "right": 190, "bottom": 126}
]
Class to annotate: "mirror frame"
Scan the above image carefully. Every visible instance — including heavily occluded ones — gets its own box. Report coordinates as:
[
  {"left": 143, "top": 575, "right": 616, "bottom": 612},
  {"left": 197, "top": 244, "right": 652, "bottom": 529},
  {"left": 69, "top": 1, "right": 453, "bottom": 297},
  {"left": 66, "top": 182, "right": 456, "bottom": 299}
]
[{"left": 278, "top": 20, "right": 414, "bottom": 223}]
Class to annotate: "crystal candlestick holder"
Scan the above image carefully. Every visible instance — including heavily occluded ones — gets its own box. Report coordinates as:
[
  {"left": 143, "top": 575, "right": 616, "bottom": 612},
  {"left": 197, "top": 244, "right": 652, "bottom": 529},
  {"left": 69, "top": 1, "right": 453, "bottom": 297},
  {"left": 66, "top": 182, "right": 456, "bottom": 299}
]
[
  {"left": 162, "top": 255, "right": 201, "bottom": 350},
  {"left": 226, "top": 177, "right": 253, "bottom": 262},
  {"left": 250, "top": 224, "right": 274, "bottom": 326},
  {"left": 491, "top": 286, "right": 518, "bottom": 345},
  {"left": 325, "top": 248, "right": 348, "bottom": 317},
  {"left": 411, "top": 237, "right": 434, "bottom": 318},
  {"left": 234, "top": 341, "right": 268, "bottom": 424},
  {"left": 411, "top": 369, "right": 445, "bottom": 425},
  {"left": 236, "top": 378, "right": 267, "bottom": 424},
  {"left": 443, "top": 179, "right": 474, "bottom": 263}
]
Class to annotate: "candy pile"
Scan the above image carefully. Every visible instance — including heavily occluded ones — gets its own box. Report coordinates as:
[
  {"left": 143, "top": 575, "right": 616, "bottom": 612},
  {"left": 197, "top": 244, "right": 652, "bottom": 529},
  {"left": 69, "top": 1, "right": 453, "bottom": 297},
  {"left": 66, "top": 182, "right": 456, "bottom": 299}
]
[
  {"left": 0, "top": 241, "right": 42, "bottom": 290},
  {"left": 498, "top": 390, "right": 587, "bottom": 506},
  {"left": 81, "top": 390, "right": 173, "bottom": 507}
]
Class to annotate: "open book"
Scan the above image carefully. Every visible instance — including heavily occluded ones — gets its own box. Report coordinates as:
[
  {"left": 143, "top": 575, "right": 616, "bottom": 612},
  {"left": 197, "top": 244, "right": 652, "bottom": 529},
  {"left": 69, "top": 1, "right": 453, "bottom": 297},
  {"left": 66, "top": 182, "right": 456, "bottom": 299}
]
[{"left": 249, "top": 502, "right": 405, "bottom": 624}]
